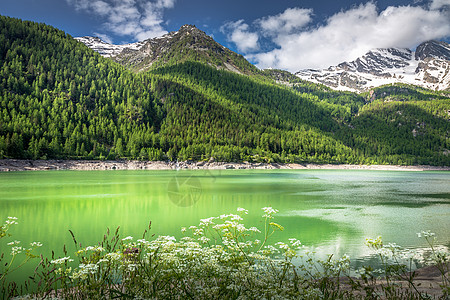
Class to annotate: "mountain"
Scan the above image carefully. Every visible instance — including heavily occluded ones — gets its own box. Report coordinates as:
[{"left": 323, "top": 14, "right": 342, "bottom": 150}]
[
  {"left": 415, "top": 40, "right": 450, "bottom": 61},
  {"left": 79, "top": 29, "right": 450, "bottom": 93},
  {"left": 77, "top": 25, "right": 257, "bottom": 75},
  {"left": 0, "top": 15, "right": 449, "bottom": 166},
  {"left": 296, "top": 41, "right": 450, "bottom": 92},
  {"left": 74, "top": 36, "right": 146, "bottom": 57}
]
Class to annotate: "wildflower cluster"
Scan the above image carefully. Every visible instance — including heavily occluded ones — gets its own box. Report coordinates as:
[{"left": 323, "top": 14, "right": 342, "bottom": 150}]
[
  {"left": 1, "top": 213, "right": 449, "bottom": 299},
  {"left": 0, "top": 217, "right": 18, "bottom": 239},
  {"left": 27, "top": 207, "right": 325, "bottom": 299},
  {"left": 1, "top": 217, "right": 42, "bottom": 298}
]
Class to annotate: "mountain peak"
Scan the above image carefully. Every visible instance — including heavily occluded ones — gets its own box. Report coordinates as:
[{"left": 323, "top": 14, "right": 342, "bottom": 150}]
[
  {"left": 296, "top": 41, "right": 450, "bottom": 92},
  {"left": 77, "top": 24, "right": 257, "bottom": 74},
  {"left": 415, "top": 40, "right": 450, "bottom": 61},
  {"left": 179, "top": 24, "right": 199, "bottom": 31},
  {"left": 335, "top": 47, "right": 412, "bottom": 75}
]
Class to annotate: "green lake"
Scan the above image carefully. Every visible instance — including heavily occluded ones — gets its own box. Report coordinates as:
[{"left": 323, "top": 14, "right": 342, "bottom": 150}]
[{"left": 1, "top": 169, "right": 450, "bottom": 280}]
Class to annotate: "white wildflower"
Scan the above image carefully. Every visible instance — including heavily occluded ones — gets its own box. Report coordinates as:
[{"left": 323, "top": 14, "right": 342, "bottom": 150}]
[
  {"left": 51, "top": 256, "right": 74, "bottom": 265},
  {"left": 6, "top": 217, "right": 18, "bottom": 225},
  {"left": 105, "top": 252, "right": 122, "bottom": 261},
  {"left": 122, "top": 236, "right": 133, "bottom": 241},
  {"left": 97, "top": 258, "right": 109, "bottom": 264},
  {"left": 193, "top": 228, "right": 204, "bottom": 236},
  {"left": 385, "top": 243, "right": 401, "bottom": 249},
  {"left": 11, "top": 246, "right": 23, "bottom": 255},
  {"left": 417, "top": 230, "right": 435, "bottom": 238},
  {"left": 79, "top": 263, "right": 98, "bottom": 274},
  {"left": 262, "top": 207, "right": 279, "bottom": 218},
  {"left": 212, "top": 223, "right": 226, "bottom": 230},
  {"left": 275, "top": 242, "right": 290, "bottom": 251},
  {"left": 237, "top": 207, "right": 248, "bottom": 214},
  {"left": 7, "top": 240, "right": 20, "bottom": 246},
  {"left": 198, "top": 236, "right": 210, "bottom": 244},
  {"left": 236, "top": 224, "right": 246, "bottom": 233},
  {"left": 137, "top": 239, "right": 149, "bottom": 245},
  {"left": 289, "top": 238, "right": 302, "bottom": 248},
  {"left": 262, "top": 207, "right": 278, "bottom": 214},
  {"left": 199, "top": 217, "right": 215, "bottom": 226},
  {"left": 30, "top": 242, "right": 43, "bottom": 247},
  {"left": 229, "top": 214, "right": 243, "bottom": 221},
  {"left": 248, "top": 227, "right": 261, "bottom": 233},
  {"left": 84, "top": 246, "right": 105, "bottom": 252}
]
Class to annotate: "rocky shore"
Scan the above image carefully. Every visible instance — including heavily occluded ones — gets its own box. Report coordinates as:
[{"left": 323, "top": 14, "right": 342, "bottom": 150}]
[{"left": 1, "top": 159, "right": 449, "bottom": 172}]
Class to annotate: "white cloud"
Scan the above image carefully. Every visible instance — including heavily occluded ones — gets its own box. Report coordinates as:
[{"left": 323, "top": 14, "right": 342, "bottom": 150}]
[
  {"left": 66, "top": 0, "right": 176, "bottom": 42},
  {"left": 430, "top": 0, "right": 450, "bottom": 10},
  {"left": 257, "top": 7, "right": 313, "bottom": 36},
  {"left": 93, "top": 32, "right": 113, "bottom": 44},
  {"left": 224, "top": 3, "right": 450, "bottom": 72},
  {"left": 221, "top": 20, "right": 259, "bottom": 52}
]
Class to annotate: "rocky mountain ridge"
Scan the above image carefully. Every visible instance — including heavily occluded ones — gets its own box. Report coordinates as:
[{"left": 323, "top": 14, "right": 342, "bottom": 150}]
[
  {"left": 76, "top": 25, "right": 256, "bottom": 74},
  {"left": 76, "top": 28, "right": 450, "bottom": 93},
  {"left": 296, "top": 40, "right": 450, "bottom": 92}
]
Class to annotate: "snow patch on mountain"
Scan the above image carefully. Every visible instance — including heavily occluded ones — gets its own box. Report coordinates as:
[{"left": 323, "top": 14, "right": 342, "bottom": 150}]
[
  {"left": 75, "top": 36, "right": 146, "bottom": 57},
  {"left": 296, "top": 41, "right": 450, "bottom": 92}
]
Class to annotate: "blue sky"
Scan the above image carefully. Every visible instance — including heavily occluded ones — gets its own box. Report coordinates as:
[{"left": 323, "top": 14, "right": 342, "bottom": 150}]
[{"left": 1, "top": 0, "right": 449, "bottom": 71}]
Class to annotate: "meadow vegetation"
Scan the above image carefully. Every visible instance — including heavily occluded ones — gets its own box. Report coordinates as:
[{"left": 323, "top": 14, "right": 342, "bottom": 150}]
[{"left": 1, "top": 208, "right": 448, "bottom": 299}]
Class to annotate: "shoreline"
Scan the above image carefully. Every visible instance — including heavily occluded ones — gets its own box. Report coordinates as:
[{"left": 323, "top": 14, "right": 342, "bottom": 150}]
[{"left": 1, "top": 159, "right": 449, "bottom": 172}]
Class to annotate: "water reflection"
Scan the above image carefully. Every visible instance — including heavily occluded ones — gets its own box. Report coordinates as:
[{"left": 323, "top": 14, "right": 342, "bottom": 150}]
[{"left": 1, "top": 169, "right": 449, "bottom": 266}]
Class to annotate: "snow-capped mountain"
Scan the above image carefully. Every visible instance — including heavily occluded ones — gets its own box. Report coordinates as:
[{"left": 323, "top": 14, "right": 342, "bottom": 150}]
[
  {"left": 74, "top": 36, "right": 146, "bottom": 58},
  {"left": 77, "top": 30, "right": 449, "bottom": 93},
  {"left": 296, "top": 40, "right": 450, "bottom": 92}
]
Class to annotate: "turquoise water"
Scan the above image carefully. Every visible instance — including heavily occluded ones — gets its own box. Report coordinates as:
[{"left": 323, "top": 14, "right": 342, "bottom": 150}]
[{"left": 1, "top": 169, "right": 449, "bottom": 281}]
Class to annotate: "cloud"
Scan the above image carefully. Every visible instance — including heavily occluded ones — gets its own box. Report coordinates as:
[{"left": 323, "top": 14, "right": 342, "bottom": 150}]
[
  {"left": 93, "top": 32, "right": 113, "bottom": 44},
  {"left": 430, "top": 0, "right": 450, "bottom": 10},
  {"left": 221, "top": 20, "right": 259, "bottom": 52},
  {"left": 223, "top": 2, "right": 450, "bottom": 72},
  {"left": 257, "top": 7, "right": 313, "bottom": 36},
  {"left": 66, "top": 0, "right": 176, "bottom": 42}
]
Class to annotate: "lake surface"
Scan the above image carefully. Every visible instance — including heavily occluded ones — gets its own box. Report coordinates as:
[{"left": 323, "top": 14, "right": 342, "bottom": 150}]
[{"left": 1, "top": 169, "right": 449, "bottom": 279}]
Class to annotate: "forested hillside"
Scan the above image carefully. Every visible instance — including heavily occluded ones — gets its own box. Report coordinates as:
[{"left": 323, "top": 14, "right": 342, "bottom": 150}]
[{"left": 0, "top": 16, "right": 449, "bottom": 165}]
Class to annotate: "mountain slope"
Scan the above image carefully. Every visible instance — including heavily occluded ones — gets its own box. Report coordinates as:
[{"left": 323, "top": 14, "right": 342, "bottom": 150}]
[
  {"left": 0, "top": 16, "right": 356, "bottom": 163},
  {"left": 296, "top": 41, "right": 450, "bottom": 92},
  {"left": 77, "top": 25, "right": 258, "bottom": 75},
  {"left": 1, "top": 16, "right": 449, "bottom": 165}
]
